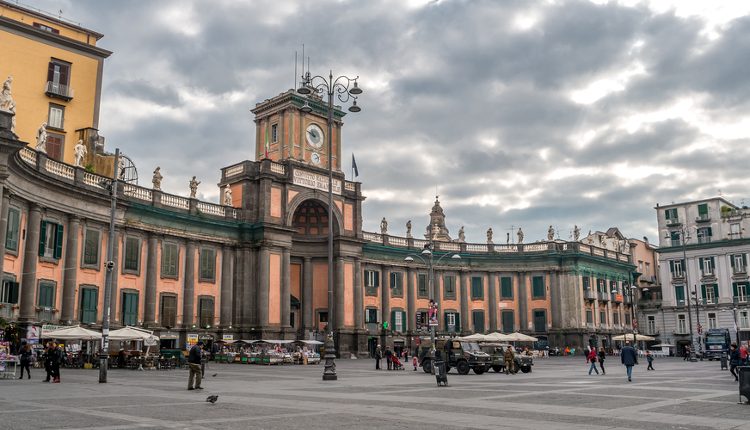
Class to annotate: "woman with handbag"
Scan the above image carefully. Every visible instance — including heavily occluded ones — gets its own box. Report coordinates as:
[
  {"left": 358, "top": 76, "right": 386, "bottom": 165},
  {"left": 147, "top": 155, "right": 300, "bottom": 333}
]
[{"left": 597, "top": 347, "right": 606, "bottom": 375}]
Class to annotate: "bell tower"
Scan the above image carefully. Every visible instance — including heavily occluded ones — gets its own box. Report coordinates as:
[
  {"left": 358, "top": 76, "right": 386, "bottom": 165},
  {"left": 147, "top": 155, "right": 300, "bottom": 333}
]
[{"left": 251, "top": 90, "right": 346, "bottom": 171}]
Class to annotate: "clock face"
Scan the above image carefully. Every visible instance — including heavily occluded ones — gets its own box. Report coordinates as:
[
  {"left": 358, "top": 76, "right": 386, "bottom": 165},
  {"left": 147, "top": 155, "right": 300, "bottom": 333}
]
[
  {"left": 311, "top": 152, "right": 321, "bottom": 165},
  {"left": 306, "top": 124, "right": 324, "bottom": 148}
]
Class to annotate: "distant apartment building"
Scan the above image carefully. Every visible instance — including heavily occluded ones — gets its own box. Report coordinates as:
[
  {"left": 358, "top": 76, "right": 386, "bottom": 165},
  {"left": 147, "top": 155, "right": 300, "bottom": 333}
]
[
  {"left": 0, "top": 0, "right": 111, "bottom": 168},
  {"left": 655, "top": 197, "right": 750, "bottom": 350}
]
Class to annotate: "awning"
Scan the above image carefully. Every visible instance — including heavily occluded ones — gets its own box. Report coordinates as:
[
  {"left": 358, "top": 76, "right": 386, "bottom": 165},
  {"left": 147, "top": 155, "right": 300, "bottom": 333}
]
[
  {"left": 506, "top": 332, "right": 539, "bottom": 342},
  {"left": 612, "top": 333, "right": 655, "bottom": 341},
  {"left": 42, "top": 325, "right": 101, "bottom": 340},
  {"left": 298, "top": 340, "right": 324, "bottom": 345},
  {"left": 109, "top": 326, "right": 159, "bottom": 341}
]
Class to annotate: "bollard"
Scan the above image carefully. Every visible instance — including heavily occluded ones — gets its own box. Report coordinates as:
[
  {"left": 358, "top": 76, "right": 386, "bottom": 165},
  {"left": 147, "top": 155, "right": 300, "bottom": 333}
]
[
  {"left": 739, "top": 366, "right": 750, "bottom": 405},
  {"left": 720, "top": 353, "right": 728, "bottom": 370}
]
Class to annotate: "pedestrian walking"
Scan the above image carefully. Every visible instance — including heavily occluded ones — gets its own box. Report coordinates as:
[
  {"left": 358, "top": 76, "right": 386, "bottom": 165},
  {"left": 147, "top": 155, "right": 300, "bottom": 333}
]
[
  {"left": 412, "top": 353, "right": 418, "bottom": 371},
  {"left": 375, "top": 344, "right": 382, "bottom": 370},
  {"left": 587, "top": 347, "right": 599, "bottom": 375},
  {"left": 597, "top": 347, "right": 606, "bottom": 375},
  {"left": 729, "top": 343, "right": 741, "bottom": 382},
  {"left": 385, "top": 347, "right": 393, "bottom": 370},
  {"left": 621, "top": 341, "right": 638, "bottom": 382},
  {"left": 739, "top": 343, "right": 748, "bottom": 366},
  {"left": 503, "top": 346, "right": 515, "bottom": 375},
  {"left": 646, "top": 350, "right": 654, "bottom": 370},
  {"left": 48, "top": 343, "right": 61, "bottom": 383},
  {"left": 42, "top": 342, "right": 53, "bottom": 382},
  {"left": 18, "top": 342, "right": 32, "bottom": 379},
  {"left": 187, "top": 341, "right": 204, "bottom": 390},
  {"left": 683, "top": 345, "right": 691, "bottom": 360}
]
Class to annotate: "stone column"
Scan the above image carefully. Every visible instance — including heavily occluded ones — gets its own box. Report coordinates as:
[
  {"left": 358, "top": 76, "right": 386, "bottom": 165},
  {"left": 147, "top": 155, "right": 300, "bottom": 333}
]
[
  {"left": 353, "top": 258, "right": 363, "bottom": 329},
  {"left": 406, "top": 268, "right": 415, "bottom": 332},
  {"left": 281, "top": 248, "right": 291, "bottom": 327},
  {"left": 220, "top": 246, "right": 234, "bottom": 328},
  {"left": 302, "top": 257, "right": 313, "bottom": 331},
  {"left": 549, "top": 270, "right": 561, "bottom": 329},
  {"left": 60, "top": 215, "right": 80, "bottom": 323},
  {"left": 20, "top": 204, "right": 41, "bottom": 321},
  {"left": 460, "top": 271, "right": 469, "bottom": 333},
  {"left": 0, "top": 193, "right": 9, "bottom": 277},
  {"left": 243, "top": 247, "right": 256, "bottom": 326},
  {"left": 183, "top": 241, "right": 196, "bottom": 328},
  {"left": 335, "top": 256, "right": 345, "bottom": 330},
  {"left": 144, "top": 234, "right": 158, "bottom": 325},
  {"left": 488, "top": 272, "right": 498, "bottom": 332},
  {"left": 381, "top": 266, "right": 391, "bottom": 338},
  {"left": 257, "top": 246, "right": 269, "bottom": 327},
  {"left": 517, "top": 271, "right": 528, "bottom": 331}
]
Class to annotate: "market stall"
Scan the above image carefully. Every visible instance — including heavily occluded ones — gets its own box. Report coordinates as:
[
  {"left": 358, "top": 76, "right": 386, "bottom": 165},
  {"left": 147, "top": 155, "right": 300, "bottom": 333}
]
[
  {"left": 108, "top": 326, "right": 161, "bottom": 369},
  {"left": 41, "top": 325, "right": 102, "bottom": 368}
]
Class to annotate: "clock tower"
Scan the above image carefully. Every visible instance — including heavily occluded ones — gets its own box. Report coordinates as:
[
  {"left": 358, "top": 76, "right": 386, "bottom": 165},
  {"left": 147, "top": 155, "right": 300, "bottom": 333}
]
[{"left": 251, "top": 89, "right": 346, "bottom": 171}]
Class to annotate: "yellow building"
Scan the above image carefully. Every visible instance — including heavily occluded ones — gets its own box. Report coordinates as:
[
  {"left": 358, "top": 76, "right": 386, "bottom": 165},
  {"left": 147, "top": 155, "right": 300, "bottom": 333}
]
[{"left": 0, "top": 0, "right": 111, "bottom": 165}]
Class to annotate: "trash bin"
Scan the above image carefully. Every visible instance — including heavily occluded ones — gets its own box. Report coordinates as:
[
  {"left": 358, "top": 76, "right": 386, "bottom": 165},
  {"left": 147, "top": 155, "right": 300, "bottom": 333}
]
[
  {"left": 434, "top": 360, "right": 448, "bottom": 387},
  {"left": 739, "top": 366, "right": 750, "bottom": 405},
  {"left": 720, "top": 353, "right": 728, "bottom": 370}
]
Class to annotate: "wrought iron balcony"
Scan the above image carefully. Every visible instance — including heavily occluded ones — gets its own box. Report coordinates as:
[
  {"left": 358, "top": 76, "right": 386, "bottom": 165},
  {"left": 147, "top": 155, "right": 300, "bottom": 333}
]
[
  {"left": 598, "top": 292, "right": 609, "bottom": 302},
  {"left": 666, "top": 218, "right": 681, "bottom": 226},
  {"left": 584, "top": 290, "right": 597, "bottom": 301},
  {"left": 45, "top": 81, "right": 74, "bottom": 100},
  {"left": 695, "top": 214, "right": 711, "bottom": 223}
]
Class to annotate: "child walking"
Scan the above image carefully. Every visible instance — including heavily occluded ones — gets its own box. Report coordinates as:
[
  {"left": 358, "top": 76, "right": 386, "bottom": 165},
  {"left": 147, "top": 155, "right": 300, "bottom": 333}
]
[{"left": 646, "top": 350, "right": 655, "bottom": 370}]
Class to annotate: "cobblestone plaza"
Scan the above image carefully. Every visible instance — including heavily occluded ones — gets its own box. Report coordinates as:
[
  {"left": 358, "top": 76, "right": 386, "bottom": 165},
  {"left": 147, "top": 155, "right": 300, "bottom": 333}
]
[{"left": 1, "top": 357, "right": 746, "bottom": 429}]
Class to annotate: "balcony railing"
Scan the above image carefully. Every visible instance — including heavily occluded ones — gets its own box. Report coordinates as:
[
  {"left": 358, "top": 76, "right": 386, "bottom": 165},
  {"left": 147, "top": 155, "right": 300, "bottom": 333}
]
[
  {"left": 45, "top": 81, "right": 74, "bottom": 100},
  {"left": 666, "top": 218, "right": 681, "bottom": 226},
  {"left": 584, "top": 290, "right": 596, "bottom": 300},
  {"left": 36, "top": 308, "right": 55, "bottom": 322},
  {"left": 598, "top": 292, "right": 609, "bottom": 302},
  {"left": 611, "top": 293, "right": 623, "bottom": 303},
  {"left": 695, "top": 214, "right": 711, "bottom": 223}
]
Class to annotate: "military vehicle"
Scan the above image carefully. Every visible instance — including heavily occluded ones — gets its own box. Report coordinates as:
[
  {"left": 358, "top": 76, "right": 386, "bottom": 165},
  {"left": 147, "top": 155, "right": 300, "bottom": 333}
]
[
  {"left": 417, "top": 338, "right": 492, "bottom": 375},
  {"left": 479, "top": 344, "right": 534, "bottom": 373}
]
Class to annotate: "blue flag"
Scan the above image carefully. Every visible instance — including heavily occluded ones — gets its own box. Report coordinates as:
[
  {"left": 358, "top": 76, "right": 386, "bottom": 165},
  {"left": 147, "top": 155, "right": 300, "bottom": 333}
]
[{"left": 352, "top": 153, "right": 359, "bottom": 177}]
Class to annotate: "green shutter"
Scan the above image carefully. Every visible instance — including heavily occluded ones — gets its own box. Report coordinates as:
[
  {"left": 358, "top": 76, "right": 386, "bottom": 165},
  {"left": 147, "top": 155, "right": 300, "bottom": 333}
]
[
  {"left": 701, "top": 285, "right": 707, "bottom": 301},
  {"left": 731, "top": 255, "right": 736, "bottom": 270},
  {"left": 734, "top": 283, "right": 739, "bottom": 300},
  {"left": 455, "top": 313, "right": 461, "bottom": 332},
  {"left": 38, "top": 221, "right": 47, "bottom": 256},
  {"left": 53, "top": 223, "right": 64, "bottom": 259},
  {"left": 444, "top": 312, "right": 449, "bottom": 329},
  {"left": 402, "top": 311, "right": 407, "bottom": 331},
  {"left": 713, "top": 284, "right": 719, "bottom": 300},
  {"left": 390, "top": 310, "right": 395, "bottom": 331}
]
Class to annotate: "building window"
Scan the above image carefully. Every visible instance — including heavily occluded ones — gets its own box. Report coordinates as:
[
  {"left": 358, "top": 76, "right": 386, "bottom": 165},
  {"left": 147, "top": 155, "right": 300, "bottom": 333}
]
[
  {"left": 33, "top": 22, "right": 60, "bottom": 34},
  {"left": 390, "top": 272, "right": 403, "bottom": 297},
  {"left": 443, "top": 275, "right": 456, "bottom": 300},
  {"left": 48, "top": 104, "right": 64, "bottom": 129},
  {"left": 731, "top": 254, "right": 747, "bottom": 274},
  {"left": 365, "top": 308, "right": 378, "bottom": 324},
  {"left": 121, "top": 291, "right": 138, "bottom": 326},
  {"left": 123, "top": 237, "right": 140, "bottom": 273},
  {"left": 582, "top": 276, "right": 591, "bottom": 290},
  {"left": 199, "top": 248, "right": 216, "bottom": 281},
  {"left": 161, "top": 242, "right": 179, "bottom": 278},
  {"left": 0, "top": 279, "right": 19, "bottom": 304},
  {"left": 46, "top": 59, "right": 71, "bottom": 97},
  {"left": 733, "top": 282, "right": 748, "bottom": 303},
  {"left": 707, "top": 312, "right": 717, "bottom": 329},
  {"left": 82, "top": 228, "right": 100, "bottom": 267},
  {"left": 670, "top": 231, "right": 681, "bottom": 247},
  {"left": 365, "top": 270, "right": 379, "bottom": 296},
  {"left": 647, "top": 315, "right": 656, "bottom": 334},
  {"left": 699, "top": 257, "right": 715, "bottom": 276},
  {"left": 417, "top": 273, "right": 428, "bottom": 298},
  {"left": 37, "top": 281, "right": 55, "bottom": 308},
  {"left": 625, "top": 313, "right": 631, "bottom": 326},
  {"left": 697, "top": 203, "right": 709, "bottom": 219},
  {"left": 160, "top": 295, "right": 177, "bottom": 328},
  {"left": 5, "top": 207, "right": 20, "bottom": 252},
  {"left": 701, "top": 284, "right": 719, "bottom": 304},
  {"left": 198, "top": 297, "right": 214, "bottom": 328},
  {"left": 599, "top": 311, "right": 606, "bottom": 326},
  {"left": 500, "top": 277, "right": 513, "bottom": 299},
  {"left": 501, "top": 310, "right": 514, "bottom": 333},
  {"left": 696, "top": 227, "right": 712, "bottom": 244},
  {"left": 445, "top": 312, "right": 459, "bottom": 333},
  {"left": 319, "top": 311, "right": 328, "bottom": 324},
  {"left": 586, "top": 309, "right": 593, "bottom": 324},
  {"left": 79, "top": 287, "right": 98, "bottom": 324},
  {"left": 533, "top": 310, "right": 547, "bottom": 332},
  {"left": 613, "top": 312, "right": 620, "bottom": 325},
  {"left": 471, "top": 276, "right": 483, "bottom": 300},
  {"left": 532, "top": 276, "right": 545, "bottom": 299},
  {"left": 392, "top": 310, "right": 405, "bottom": 332},
  {"left": 45, "top": 131, "right": 64, "bottom": 161},
  {"left": 670, "top": 259, "right": 685, "bottom": 278},
  {"left": 271, "top": 123, "right": 278, "bottom": 143},
  {"left": 664, "top": 208, "right": 678, "bottom": 222},
  {"left": 472, "top": 310, "right": 485, "bottom": 333},
  {"left": 740, "top": 311, "right": 750, "bottom": 329},
  {"left": 730, "top": 223, "right": 741, "bottom": 238},
  {"left": 39, "top": 220, "right": 63, "bottom": 259},
  {"left": 675, "top": 285, "right": 685, "bottom": 305},
  {"left": 677, "top": 314, "right": 686, "bottom": 333}
]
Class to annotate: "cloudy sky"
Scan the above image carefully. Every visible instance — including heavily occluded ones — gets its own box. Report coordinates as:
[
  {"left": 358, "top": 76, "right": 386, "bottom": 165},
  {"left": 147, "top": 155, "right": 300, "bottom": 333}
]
[{"left": 27, "top": 0, "right": 750, "bottom": 243}]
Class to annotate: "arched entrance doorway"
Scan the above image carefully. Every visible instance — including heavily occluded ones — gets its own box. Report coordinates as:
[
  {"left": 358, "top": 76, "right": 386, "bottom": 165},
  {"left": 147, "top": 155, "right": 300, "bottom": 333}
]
[{"left": 290, "top": 199, "right": 339, "bottom": 339}]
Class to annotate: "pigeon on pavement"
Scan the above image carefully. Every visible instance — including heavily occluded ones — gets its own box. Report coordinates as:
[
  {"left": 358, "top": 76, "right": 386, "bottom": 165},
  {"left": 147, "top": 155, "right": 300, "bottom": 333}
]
[{"left": 206, "top": 395, "right": 219, "bottom": 404}]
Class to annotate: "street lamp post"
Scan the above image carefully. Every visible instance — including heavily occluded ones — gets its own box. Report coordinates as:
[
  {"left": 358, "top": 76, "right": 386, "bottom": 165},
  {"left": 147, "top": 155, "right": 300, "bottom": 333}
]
[
  {"left": 298, "top": 70, "right": 362, "bottom": 381},
  {"left": 404, "top": 243, "right": 460, "bottom": 373},
  {"left": 667, "top": 227, "right": 699, "bottom": 362},
  {"left": 99, "top": 148, "right": 120, "bottom": 383},
  {"left": 691, "top": 285, "right": 704, "bottom": 360}
]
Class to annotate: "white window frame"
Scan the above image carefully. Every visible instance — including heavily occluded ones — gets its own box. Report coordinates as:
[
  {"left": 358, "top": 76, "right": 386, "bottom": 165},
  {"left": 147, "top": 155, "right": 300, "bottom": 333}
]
[
  {"left": 447, "top": 312, "right": 456, "bottom": 327},
  {"left": 737, "top": 283, "right": 748, "bottom": 303},
  {"left": 365, "top": 270, "right": 378, "bottom": 288},
  {"left": 395, "top": 311, "right": 403, "bottom": 332},
  {"left": 647, "top": 315, "right": 656, "bottom": 334},
  {"left": 707, "top": 312, "right": 717, "bottom": 329},
  {"left": 730, "top": 223, "right": 741, "bottom": 238},
  {"left": 673, "top": 260, "right": 684, "bottom": 278},
  {"left": 740, "top": 310, "right": 750, "bottom": 329},
  {"left": 701, "top": 257, "right": 714, "bottom": 276},
  {"left": 705, "top": 285, "right": 716, "bottom": 304},
  {"left": 48, "top": 105, "right": 64, "bottom": 129},
  {"left": 677, "top": 314, "right": 687, "bottom": 333},
  {"left": 733, "top": 254, "right": 746, "bottom": 274}
]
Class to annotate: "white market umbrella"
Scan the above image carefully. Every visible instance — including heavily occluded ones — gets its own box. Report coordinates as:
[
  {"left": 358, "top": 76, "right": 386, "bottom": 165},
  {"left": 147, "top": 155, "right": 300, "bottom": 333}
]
[
  {"left": 507, "top": 332, "right": 539, "bottom": 342},
  {"left": 612, "top": 333, "right": 655, "bottom": 342},
  {"left": 109, "top": 326, "right": 159, "bottom": 341},
  {"left": 485, "top": 332, "right": 514, "bottom": 342},
  {"left": 650, "top": 343, "right": 675, "bottom": 348},
  {"left": 298, "top": 340, "right": 324, "bottom": 345},
  {"left": 42, "top": 325, "right": 102, "bottom": 340},
  {"left": 457, "top": 333, "right": 489, "bottom": 342}
]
